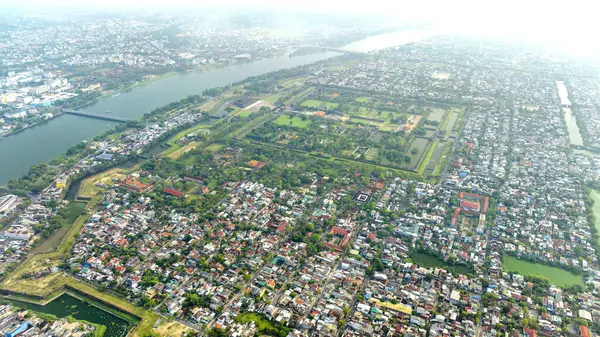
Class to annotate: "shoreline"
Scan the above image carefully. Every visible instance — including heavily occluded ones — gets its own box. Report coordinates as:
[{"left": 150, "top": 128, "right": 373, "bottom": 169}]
[
  {"left": 0, "top": 54, "right": 287, "bottom": 143},
  {"left": 0, "top": 112, "right": 66, "bottom": 141}
]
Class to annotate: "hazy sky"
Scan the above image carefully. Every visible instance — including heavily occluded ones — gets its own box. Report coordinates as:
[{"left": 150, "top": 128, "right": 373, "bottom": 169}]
[{"left": 3, "top": 0, "right": 600, "bottom": 56}]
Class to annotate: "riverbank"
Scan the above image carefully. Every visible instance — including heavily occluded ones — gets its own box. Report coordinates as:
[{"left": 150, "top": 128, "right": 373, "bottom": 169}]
[{"left": 0, "top": 112, "right": 66, "bottom": 141}]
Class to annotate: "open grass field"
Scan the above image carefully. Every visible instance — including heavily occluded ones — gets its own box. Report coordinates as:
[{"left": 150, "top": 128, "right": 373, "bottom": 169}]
[
  {"left": 32, "top": 202, "right": 87, "bottom": 254},
  {"left": 300, "top": 99, "right": 339, "bottom": 110},
  {"left": 284, "top": 87, "right": 314, "bottom": 105},
  {"left": 206, "top": 143, "right": 224, "bottom": 152},
  {"left": 235, "top": 312, "right": 274, "bottom": 331},
  {"left": 167, "top": 123, "right": 210, "bottom": 147},
  {"left": 153, "top": 320, "right": 191, "bottom": 337},
  {"left": 167, "top": 141, "right": 200, "bottom": 159},
  {"left": 503, "top": 256, "right": 584, "bottom": 286},
  {"left": 280, "top": 77, "right": 308, "bottom": 89},
  {"left": 590, "top": 189, "right": 600, "bottom": 236},
  {"left": 411, "top": 252, "right": 474, "bottom": 276},
  {"left": 78, "top": 168, "right": 126, "bottom": 199},
  {"left": 273, "top": 115, "right": 312, "bottom": 128},
  {"left": 237, "top": 109, "right": 253, "bottom": 117},
  {"left": 417, "top": 140, "right": 439, "bottom": 175},
  {"left": 199, "top": 99, "right": 221, "bottom": 112},
  {"left": 355, "top": 97, "right": 370, "bottom": 103},
  {"left": 263, "top": 93, "right": 282, "bottom": 103}
]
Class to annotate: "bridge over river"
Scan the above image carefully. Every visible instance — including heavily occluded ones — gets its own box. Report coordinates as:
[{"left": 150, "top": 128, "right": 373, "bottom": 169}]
[{"left": 61, "top": 109, "right": 133, "bottom": 122}]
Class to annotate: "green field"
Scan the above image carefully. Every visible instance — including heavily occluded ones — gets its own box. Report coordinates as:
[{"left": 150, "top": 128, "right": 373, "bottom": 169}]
[
  {"left": 263, "top": 94, "right": 282, "bottom": 103},
  {"left": 300, "top": 99, "right": 339, "bottom": 109},
  {"left": 273, "top": 115, "right": 312, "bottom": 128},
  {"left": 590, "top": 189, "right": 600, "bottom": 235},
  {"left": 411, "top": 252, "right": 474, "bottom": 275},
  {"left": 503, "top": 256, "right": 584, "bottom": 286},
  {"left": 237, "top": 109, "right": 252, "bottom": 117},
  {"left": 234, "top": 313, "right": 274, "bottom": 330},
  {"left": 355, "top": 97, "right": 370, "bottom": 103},
  {"left": 32, "top": 202, "right": 87, "bottom": 254},
  {"left": 168, "top": 123, "right": 210, "bottom": 146},
  {"left": 417, "top": 140, "right": 439, "bottom": 175}
]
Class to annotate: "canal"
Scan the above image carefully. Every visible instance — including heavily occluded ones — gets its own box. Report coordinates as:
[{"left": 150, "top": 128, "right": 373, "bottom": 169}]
[
  {"left": 7, "top": 293, "right": 137, "bottom": 337},
  {"left": 556, "top": 80, "right": 584, "bottom": 146},
  {"left": 0, "top": 30, "right": 435, "bottom": 185}
]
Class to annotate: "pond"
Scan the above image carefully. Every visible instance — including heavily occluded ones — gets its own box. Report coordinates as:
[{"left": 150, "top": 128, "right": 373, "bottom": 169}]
[
  {"left": 426, "top": 108, "right": 446, "bottom": 123},
  {"left": 407, "top": 138, "right": 430, "bottom": 169},
  {"left": 410, "top": 252, "right": 474, "bottom": 275},
  {"left": 503, "top": 255, "right": 584, "bottom": 286},
  {"left": 8, "top": 293, "right": 137, "bottom": 337}
]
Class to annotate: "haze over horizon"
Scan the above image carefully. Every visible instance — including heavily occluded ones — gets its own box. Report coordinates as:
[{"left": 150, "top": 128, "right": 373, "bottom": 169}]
[{"left": 2, "top": 0, "right": 599, "bottom": 57}]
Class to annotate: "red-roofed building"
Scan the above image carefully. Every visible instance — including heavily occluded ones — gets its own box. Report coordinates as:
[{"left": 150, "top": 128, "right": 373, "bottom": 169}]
[
  {"left": 460, "top": 200, "right": 480, "bottom": 212},
  {"left": 163, "top": 188, "right": 185, "bottom": 197},
  {"left": 122, "top": 179, "right": 152, "bottom": 192},
  {"left": 325, "top": 226, "right": 351, "bottom": 251},
  {"left": 580, "top": 326, "right": 590, "bottom": 337},
  {"left": 524, "top": 327, "right": 537, "bottom": 337}
]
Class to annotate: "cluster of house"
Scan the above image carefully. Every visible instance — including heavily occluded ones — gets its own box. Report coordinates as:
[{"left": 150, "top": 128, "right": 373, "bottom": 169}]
[
  {"left": 0, "top": 67, "right": 72, "bottom": 135},
  {"left": 8, "top": 36, "right": 600, "bottom": 337},
  {"left": 0, "top": 200, "right": 54, "bottom": 274},
  {"left": 313, "top": 55, "right": 468, "bottom": 103},
  {"left": 0, "top": 305, "right": 96, "bottom": 337}
]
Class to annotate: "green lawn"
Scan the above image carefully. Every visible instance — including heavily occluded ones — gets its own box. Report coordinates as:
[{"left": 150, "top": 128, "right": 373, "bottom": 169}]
[
  {"left": 503, "top": 256, "right": 584, "bottom": 286},
  {"left": 235, "top": 313, "right": 274, "bottom": 331},
  {"left": 355, "top": 97, "right": 370, "bottom": 103},
  {"left": 167, "top": 123, "right": 210, "bottom": 146},
  {"left": 411, "top": 252, "right": 474, "bottom": 276},
  {"left": 590, "top": 189, "right": 600, "bottom": 234},
  {"left": 32, "top": 202, "right": 87, "bottom": 253},
  {"left": 300, "top": 99, "right": 338, "bottom": 109},
  {"left": 417, "top": 140, "right": 439, "bottom": 175},
  {"left": 237, "top": 110, "right": 252, "bottom": 117},
  {"left": 206, "top": 143, "right": 223, "bottom": 152},
  {"left": 273, "top": 115, "right": 312, "bottom": 128},
  {"left": 263, "top": 94, "right": 282, "bottom": 104}
]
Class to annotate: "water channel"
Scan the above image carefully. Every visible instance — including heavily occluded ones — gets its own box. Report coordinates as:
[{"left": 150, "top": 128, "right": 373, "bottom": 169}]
[
  {"left": 556, "top": 80, "right": 584, "bottom": 146},
  {"left": 7, "top": 293, "right": 135, "bottom": 337}
]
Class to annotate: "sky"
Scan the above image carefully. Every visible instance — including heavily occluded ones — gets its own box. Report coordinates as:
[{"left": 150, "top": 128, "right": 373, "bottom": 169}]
[{"left": 3, "top": 0, "right": 600, "bottom": 56}]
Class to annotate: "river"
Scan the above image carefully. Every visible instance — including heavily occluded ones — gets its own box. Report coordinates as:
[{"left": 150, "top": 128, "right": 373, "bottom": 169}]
[{"left": 0, "top": 30, "right": 433, "bottom": 185}]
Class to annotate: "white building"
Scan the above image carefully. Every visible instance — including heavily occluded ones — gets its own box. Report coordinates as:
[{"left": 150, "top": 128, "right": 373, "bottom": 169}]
[{"left": 0, "top": 195, "right": 19, "bottom": 214}]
